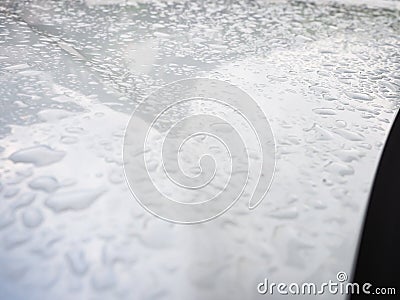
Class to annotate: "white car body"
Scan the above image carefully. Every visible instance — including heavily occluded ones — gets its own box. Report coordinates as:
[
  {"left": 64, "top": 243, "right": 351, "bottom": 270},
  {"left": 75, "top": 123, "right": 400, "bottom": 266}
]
[{"left": 0, "top": 0, "right": 399, "bottom": 299}]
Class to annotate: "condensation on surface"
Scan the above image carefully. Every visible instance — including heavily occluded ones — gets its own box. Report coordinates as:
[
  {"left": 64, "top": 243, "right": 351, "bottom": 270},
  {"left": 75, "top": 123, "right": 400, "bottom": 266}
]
[{"left": 0, "top": 0, "right": 399, "bottom": 299}]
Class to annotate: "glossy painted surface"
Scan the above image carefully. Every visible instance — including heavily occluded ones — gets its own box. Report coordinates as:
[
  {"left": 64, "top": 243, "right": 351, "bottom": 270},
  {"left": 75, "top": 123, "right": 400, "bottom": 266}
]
[{"left": 0, "top": 0, "right": 399, "bottom": 299}]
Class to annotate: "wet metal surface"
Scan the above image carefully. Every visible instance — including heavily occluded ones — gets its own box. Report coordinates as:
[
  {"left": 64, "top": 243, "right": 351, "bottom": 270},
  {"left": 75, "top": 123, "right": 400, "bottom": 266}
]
[{"left": 0, "top": 0, "right": 399, "bottom": 299}]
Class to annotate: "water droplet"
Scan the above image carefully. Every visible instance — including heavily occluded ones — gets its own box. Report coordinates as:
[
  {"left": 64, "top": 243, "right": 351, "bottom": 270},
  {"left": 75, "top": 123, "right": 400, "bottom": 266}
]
[
  {"left": 312, "top": 108, "right": 337, "bottom": 115},
  {"left": 3, "top": 187, "right": 19, "bottom": 198},
  {"left": 29, "top": 176, "right": 59, "bottom": 193},
  {"left": 45, "top": 188, "right": 105, "bottom": 212},
  {"left": 22, "top": 208, "right": 43, "bottom": 228},
  {"left": 38, "top": 109, "right": 73, "bottom": 122},
  {"left": 11, "top": 193, "right": 36, "bottom": 211},
  {"left": 345, "top": 91, "right": 372, "bottom": 101},
  {"left": 268, "top": 206, "right": 298, "bottom": 219},
  {"left": 333, "top": 128, "right": 365, "bottom": 141},
  {"left": 9, "top": 145, "right": 66, "bottom": 167}
]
